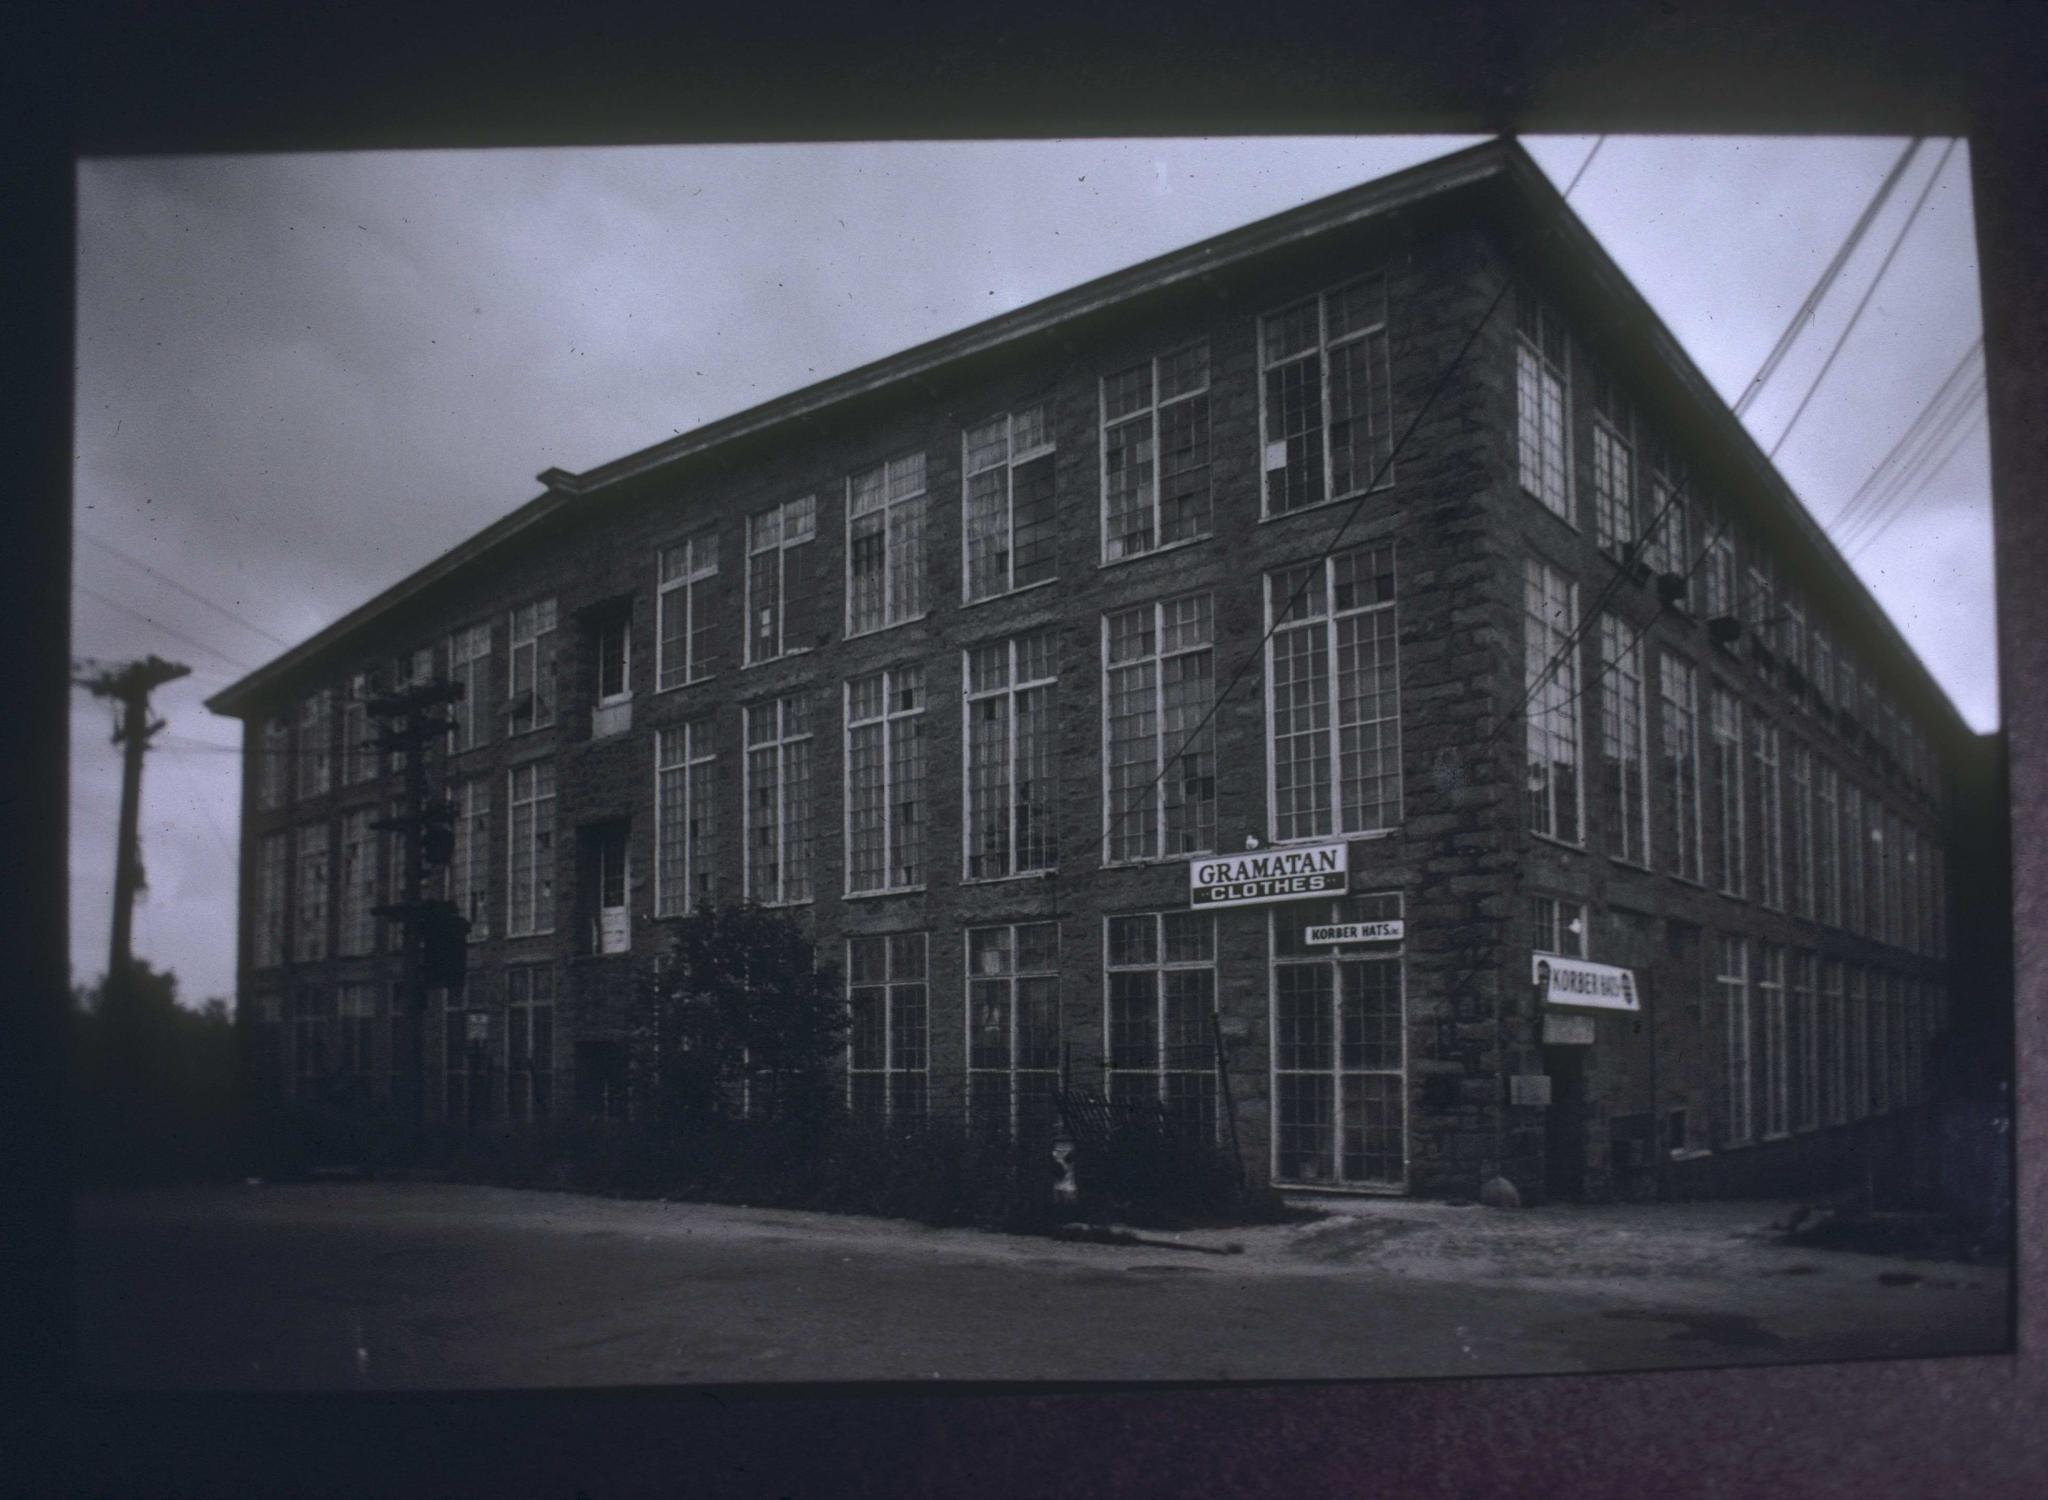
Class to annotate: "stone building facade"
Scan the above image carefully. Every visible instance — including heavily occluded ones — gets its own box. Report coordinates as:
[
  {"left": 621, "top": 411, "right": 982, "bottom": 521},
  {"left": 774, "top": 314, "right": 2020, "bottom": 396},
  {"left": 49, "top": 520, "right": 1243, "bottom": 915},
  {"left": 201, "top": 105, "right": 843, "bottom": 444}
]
[{"left": 209, "top": 140, "right": 1986, "bottom": 1201}]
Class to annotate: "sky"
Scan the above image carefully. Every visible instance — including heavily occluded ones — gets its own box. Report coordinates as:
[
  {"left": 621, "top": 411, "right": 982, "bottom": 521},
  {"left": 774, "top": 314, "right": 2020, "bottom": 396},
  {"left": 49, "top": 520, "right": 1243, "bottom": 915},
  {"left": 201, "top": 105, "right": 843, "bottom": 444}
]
[{"left": 70, "top": 135, "right": 1996, "bottom": 1005}]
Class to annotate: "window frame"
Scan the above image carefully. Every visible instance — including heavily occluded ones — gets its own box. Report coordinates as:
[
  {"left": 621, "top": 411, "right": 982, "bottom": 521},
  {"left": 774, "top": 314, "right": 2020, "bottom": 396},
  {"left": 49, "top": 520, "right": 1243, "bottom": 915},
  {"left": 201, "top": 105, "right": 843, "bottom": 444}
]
[
  {"left": 962, "top": 403, "right": 1058, "bottom": 602},
  {"left": 1100, "top": 340, "right": 1214, "bottom": 562},
  {"left": 507, "top": 598, "right": 559, "bottom": 735},
  {"left": 966, "top": 921, "right": 1063, "bottom": 1142},
  {"left": 1104, "top": 910, "right": 1220, "bottom": 1141},
  {"left": 1515, "top": 293, "right": 1572, "bottom": 522},
  {"left": 845, "top": 665, "right": 928, "bottom": 895},
  {"left": 1258, "top": 274, "right": 1395, "bottom": 518},
  {"left": 657, "top": 528, "right": 721, "bottom": 690},
  {"left": 654, "top": 720, "right": 718, "bottom": 918},
  {"left": 845, "top": 451, "right": 928, "bottom": 638},
  {"left": 744, "top": 496, "right": 818, "bottom": 666},
  {"left": 505, "top": 759, "right": 557, "bottom": 938},
  {"left": 1523, "top": 556, "right": 1584, "bottom": 845},
  {"left": 962, "top": 631, "right": 1059, "bottom": 882},
  {"left": 1102, "top": 592, "right": 1218, "bottom": 864},
  {"left": 846, "top": 932, "right": 929, "bottom": 1124},
  {"left": 744, "top": 695, "right": 815, "bottom": 906}
]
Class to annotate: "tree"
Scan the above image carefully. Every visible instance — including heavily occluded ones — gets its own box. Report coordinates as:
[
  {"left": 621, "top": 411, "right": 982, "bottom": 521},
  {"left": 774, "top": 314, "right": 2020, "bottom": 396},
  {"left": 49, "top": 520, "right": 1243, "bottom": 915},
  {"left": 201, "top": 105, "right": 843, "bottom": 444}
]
[{"left": 639, "top": 902, "right": 846, "bottom": 1128}]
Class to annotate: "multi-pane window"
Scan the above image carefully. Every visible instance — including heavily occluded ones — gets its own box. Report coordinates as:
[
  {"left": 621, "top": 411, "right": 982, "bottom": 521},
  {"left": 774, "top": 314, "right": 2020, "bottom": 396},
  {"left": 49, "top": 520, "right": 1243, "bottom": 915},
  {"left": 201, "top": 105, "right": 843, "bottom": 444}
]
[
  {"left": 1869, "top": 970, "right": 1893, "bottom": 1114},
  {"left": 1530, "top": 893, "right": 1587, "bottom": 957},
  {"left": 295, "top": 822, "right": 330, "bottom": 962},
  {"left": 1904, "top": 825, "right": 1924, "bottom": 956},
  {"left": 967, "top": 923, "right": 1061, "bottom": 1141},
  {"left": 1744, "top": 559, "right": 1774, "bottom": 678},
  {"left": 964, "top": 405, "right": 1057, "bottom": 600},
  {"left": 255, "top": 831, "right": 288, "bottom": 968},
  {"left": 1598, "top": 620, "right": 1650, "bottom": 865},
  {"left": 1759, "top": 942, "right": 1788, "bottom": 1137},
  {"left": 338, "top": 984, "right": 378, "bottom": 1084},
  {"left": 1811, "top": 626, "right": 1835, "bottom": 715},
  {"left": 1846, "top": 965, "right": 1871, "bottom": 1117},
  {"left": 658, "top": 530, "right": 720, "bottom": 689},
  {"left": 387, "top": 646, "right": 435, "bottom": 775},
  {"left": 593, "top": 613, "right": 631, "bottom": 707},
  {"left": 1816, "top": 761, "right": 1841, "bottom": 927},
  {"left": 452, "top": 778, "right": 490, "bottom": 939},
  {"left": 1102, "top": 342, "right": 1211, "bottom": 560},
  {"left": 847, "top": 452, "right": 926, "bottom": 635},
  {"left": 1271, "top": 894, "right": 1407, "bottom": 1188},
  {"left": 1718, "top": 936, "right": 1752, "bottom": 1145},
  {"left": 655, "top": 722, "right": 717, "bottom": 916},
  {"left": 291, "top": 988, "right": 335, "bottom": 1093},
  {"left": 847, "top": 933, "right": 927, "bottom": 1123},
  {"left": 1836, "top": 651, "right": 1859, "bottom": 728},
  {"left": 1106, "top": 911, "right": 1218, "bottom": 1138},
  {"left": 1524, "top": 558, "right": 1581, "bottom": 842},
  {"left": 1660, "top": 654, "right": 1703, "bottom": 882},
  {"left": 1884, "top": 807, "right": 1905, "bottom": 948},
  {"left": 1105, "top": 594, "right": 1216, "bottom": 861},
  {"left": 745, "top": 696, "right": 814, "bottom": 905},
  {"left": 1752, "top": 722, "right": 1784, "bottom": 909},
  {"left": 1865, "top": 797, "right": 1887, "bottom": 940},
  {"left": 259, "top": 716, "right": 291, "bottom": 810},
  {"left": 1843, "top": 782, "right": 1867, "bottom": 939},
  {"left": 1788, "top": 742, "right": 1815, "bottom": 919},
  {"left": 1702, "top": 528, "right": 1738, "bottom": 622},
  {"left": 1590, "top": 371, "right": 1636, "bottom": 555},
  {"left": 1932, "top": 844, "right": 1947, "bottom": 957},
  {"left": 965, "top": 632, "right": 1058, "bottom": 879},
  {"left": 1710, "top": 687, "right": 1745, "bottom": 896},
  {"left": 1262, "top": 275, "right": 1393, "bottom": 515},
  {"left": 384, "top": 796, "right": 409, "bottom": 954},
  {"left": 1269, "top": 545, "right": 1401, "bottom": 841},
  {"left": 298, "top": 690, "right": 333, "bottom": 799},
  {"left": 1516, "top": 294, "right": 1570, "bottom": 519},
  {"left": 746, "top": 496, "right": 816, "bottom": 664},
  {"left": 506, "top": 760, "right": 556, "bottom": 937},
  {"left": 448, "top": 624, "right": 491, "bottom": 752},
  {"left": 1820, "top": 958, "right": 1846, "bottom": 1126},
  {"left": 338, "top": 809, "right": 378, "bottom": 957},
  {"left": 343, "top": 675, "right": 376, "bottom": 785},
  {"left": 507, "top": 598, "right": 559, "bottom": 734},
  {"left": 1644, "top": 448, "right": 1689, "bottom": 579},
  {"left": 444, "top": 1006, "right": 493, "bottom": 1127},
  {"left": 507, "top": 965, "right": 555, "bottom": 1123},
  {"left": 1790, "top": 950, "right": 1818, "bottom": 1131},
  {"left": 1779, "top": 595, "right": 1808, "bottom": 696},
  {"left": 846, "top": 667, "right": 926, "bottom": 892}
]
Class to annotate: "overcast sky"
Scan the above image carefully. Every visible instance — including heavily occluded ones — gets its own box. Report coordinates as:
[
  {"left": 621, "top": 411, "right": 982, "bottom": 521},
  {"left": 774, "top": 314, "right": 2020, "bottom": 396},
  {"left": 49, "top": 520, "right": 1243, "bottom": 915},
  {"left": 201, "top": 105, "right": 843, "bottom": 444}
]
[{"left": 70, "top": 135, "right": 1995, "bottom": 1005}]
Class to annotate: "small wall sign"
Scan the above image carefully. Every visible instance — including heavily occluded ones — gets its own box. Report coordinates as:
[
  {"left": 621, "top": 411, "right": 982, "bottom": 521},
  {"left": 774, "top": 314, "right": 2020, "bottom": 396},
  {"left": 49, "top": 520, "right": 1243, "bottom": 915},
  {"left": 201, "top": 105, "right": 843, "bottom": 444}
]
[
  {"left": 1304, "top": 919, "right": 1404, "bottom": 945},
  {"left": 1189, "top": 842, "right": 1349, "bottom": 908},
  {"left": 1532, "top": 953, "right": 1641, "bottom": 1012}
]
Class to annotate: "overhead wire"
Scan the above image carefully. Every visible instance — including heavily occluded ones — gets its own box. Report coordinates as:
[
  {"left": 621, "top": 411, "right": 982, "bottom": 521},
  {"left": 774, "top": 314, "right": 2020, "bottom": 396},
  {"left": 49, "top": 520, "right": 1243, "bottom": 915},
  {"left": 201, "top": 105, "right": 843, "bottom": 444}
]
[
  {"left": 1845, "top": 408, "right": 1988, "bottom": 564},
  {"left": 1834, "top": 368, "right": 1986, "bottom": 552},
  {"left": 74, "top": 582, "right": 262, "bottom": 676},
  {"left": 1824, "top": 335, "right": 1983, "bottom": 537},
  {"left": 77, "top": 529, "right": 296, "bottom": 650}
]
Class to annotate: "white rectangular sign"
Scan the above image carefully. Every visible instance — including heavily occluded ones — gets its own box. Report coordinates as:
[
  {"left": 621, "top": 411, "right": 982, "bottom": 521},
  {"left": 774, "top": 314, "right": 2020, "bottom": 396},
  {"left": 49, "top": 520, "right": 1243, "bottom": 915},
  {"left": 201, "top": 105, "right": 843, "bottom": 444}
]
[
  {"left": 1533, "top": 953, "right": 1640, "bottom": 1012},
  {"left": 1304, "top": 919, "right": 1405, "bottom": 945},
  {"left": 1543, "top": 1013, "right": 1598, "bottom": 1046},
  {"left": 1190, "top": 843, "right": 1349, "bottom": 908}
]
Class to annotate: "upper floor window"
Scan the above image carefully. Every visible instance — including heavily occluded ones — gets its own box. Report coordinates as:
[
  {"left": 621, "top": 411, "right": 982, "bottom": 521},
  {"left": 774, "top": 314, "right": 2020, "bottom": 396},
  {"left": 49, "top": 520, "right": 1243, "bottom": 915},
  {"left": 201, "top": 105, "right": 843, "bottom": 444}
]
[
  {"left": 1104, "top": 593, "right": 1215, "bottom": 862},
  {"left": 507, "top": 599, "right": 559, "bottom": 734},
  {"left": 1752, "top": 721, "right": 1784, "bottom": 910},
  {"left": 745, "top": 695, "right": 814, "bottom": 905},
  {"left": 1710, "top": 686, "right": 1746, "bottom": 898},
  {"left": 658, "top": 530, "right": 720, "bottom": 689},
  {"left": 1661, "top": 652, "right": 1704, "bottom": 884},
  {"left": 1524, "top": 557, "right": 1581, "bottom": 843},
  {"left": 847, "top": 452, "right": 926, "bottom": 635},
  {"left": 295, "top": 822, "right": 330, "bottom": 962},
  {"left": 1788, "top": 742, "right": 1816, "bottom": 919},
  {"left": 1589, "top": 370, "right": 1637, "bottom": 556},
  {"left": 1598, "top": 617, "right": 1650, "bottom": 866},
  {"left": 965, "top": 631, "right": 1058, "bottom": 880},
  {"left": 338, "top": 808, "right": 378, "bottom": 958},
  {"left": 1269, "top": 543, "right": 1401, "bottom": 841},
  {"left": 259, "top": 716, "right": 291, "bottom": 811},
  {"left": 964, "top": 405, "right": 1057, "bottom": 600},
  {"left": 506, "top": 760, "right": 556, "bottom": 937},
  {"left": 1530, "top": 893, "right": 1588, "bottom": 957},
  {"left": 254, "top": 831, "right": 288, "bottom": 968},
  {"left": 746, "top": 496, "right": 816, "bottom": 664},
  {"left": 846, "top": 666, "right": 927, "bottom": 893},
  {"left": 1643, "top": 443, "right": 1689, "bottom": 580},
  {"left": 1702, "top": 526, "right": 1738, "bottom": 621},
  {"left": 297, "top": 690, "right": 333, "bottom": 800},
  {"left": 1516, "top": 294, "right": 1570, "bottom": 520},
  {"left": 1103, "top": 342, "right": 1211, "bottom": 560},
  {"left": 452, "top": 777, "right": 490, "bottom": 940},
  {"left": 655, "top": 721, "right": 717, "bottom": 917},
  {"left": 1262, "top": 274, "right": 1392, "bottom": 516},
  {"left": 343, "top": 674, "right": 377, "bottom": 784}
]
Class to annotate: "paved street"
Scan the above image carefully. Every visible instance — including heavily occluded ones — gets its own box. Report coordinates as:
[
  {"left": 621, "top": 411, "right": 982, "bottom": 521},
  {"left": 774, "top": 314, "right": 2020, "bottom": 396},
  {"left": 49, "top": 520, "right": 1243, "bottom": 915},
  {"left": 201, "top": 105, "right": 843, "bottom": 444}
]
[{"left": 74, "top": 1182, "right": 2009, "bottom": 1388}]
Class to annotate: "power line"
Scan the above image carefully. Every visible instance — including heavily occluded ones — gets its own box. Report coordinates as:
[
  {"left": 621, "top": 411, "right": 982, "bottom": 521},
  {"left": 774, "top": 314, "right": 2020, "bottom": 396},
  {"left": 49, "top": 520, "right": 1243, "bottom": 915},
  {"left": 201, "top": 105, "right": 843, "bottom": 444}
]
[
  {"left": 1836, "top": 369, "right": 1986, "bottom": 552},
  {"left": 1845, "top": 407, "right": 1988, "bottom": 563},
  {"left": 74, "top": 583, "right": 262, "bottom": 676},
  {"left": 1824, "top": 335, "right": 1983, "bottom": 536},
  {"left": 77, "top": 529, "right": 295, "bottom": 650}
]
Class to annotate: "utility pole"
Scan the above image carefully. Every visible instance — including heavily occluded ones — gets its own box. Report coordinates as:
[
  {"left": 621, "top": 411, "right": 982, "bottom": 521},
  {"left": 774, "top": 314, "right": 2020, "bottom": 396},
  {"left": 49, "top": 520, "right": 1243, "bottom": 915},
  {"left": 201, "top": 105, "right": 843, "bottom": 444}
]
[{"left": 369, "top": 676, "right": 467, "bottom": 1155}]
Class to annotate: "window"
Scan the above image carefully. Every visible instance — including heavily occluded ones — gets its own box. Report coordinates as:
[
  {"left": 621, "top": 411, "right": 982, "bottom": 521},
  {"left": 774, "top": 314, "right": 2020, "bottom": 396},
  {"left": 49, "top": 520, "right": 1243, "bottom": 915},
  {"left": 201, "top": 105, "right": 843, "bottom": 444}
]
[
  {"left": 968, "top": 922, "right": 1061, "bottom": 1141},
  {"left": 338, "top": 809, "right": 377, "bottom": 957},
  {"left": 1271, "top": 893, "right": 1407, "bottom": 1187},
  {"left": 1904, "top": 825, "right": 1924, "bottom": 955},
  {"left": 1790, "top": 950, "right": 1817, "bottom": 1132},
  {"left": 291, "top": 988, "right": 335, "bottom": 1094},
  {"left": 1932, "top": 844, "right": 1947, "bottom": 957},
  {"left": 1524, "top": 558, "right": 1582, "bottom": 843},
  {"left": 1869, "top": 970, "right": 1893, "bottom": 1114},
  {"left": 388, "top": 646, "right": 436, "bottom": 774},
  {"left": 1816, "top": 761, "right": 1841, "bottom": 927},
  {"left": 1779, "top": 594, "right": 1807, "bottom": 695},
  {"left": 1812, "top": 626, "right": 1835, "bottom": 714},
  {"left": 658, "top": 530, "right": 720, "bottom": 688},
  {"left": 448, "top": 624, "right": 490, "bottom": 753},
  {"left": 1752, "top": 721, "right": 1784, "bottom": 909},
  {"left": 1103, "top": 342, "right": 1211, "bottom": 560},
  {"left": 508, "top": 598, "right": 559, "bottom": 734},
  {"left": 1788, "top": 742, "right": 1815, "bottom": 919},
  {"left": 746, "top": 496, "right": 816, "bottom": 664},
  {"left": 1865, "top": 796, "right": 1886, "bottom": 940},
  {"left": 259, "top": 716, "right": 291, "bottom": 810},
  {"left": 745, "top": 696, "right": 814, "bottom": 904},
  {"left": 1105, "top": 594, "right": 1216, "bottom": 861},
  {"left": 298, "top": 690, "right": 333, "bottom": 799},
  {"left": 445, "top": 1005, "right": 494, "bottom": 1126},
  {"left": 846, "top": 667, "right": 926, "bottom": 892},
  {"left": 594, "top": 613, "right": 631, "bottom": 704},
  {"left": 965, "top": 631, "right": 1058, "bottom": 879},
  {"left": 1644, "top": 446, "right": 1690, "bottom": 580},
  {"left": 343, "top": 675, "right": 376, "bottom": 785},
  {"left": 384, "top": 795, "right": 409, "bottom": 954},
  {"left": 1660, "top": 653, "right": 1702, "bottom": 881},
  {"left": 1590, "top": 371, "right": 1636, "bottom": 555},
  {"left": 452, "top": 778, "right": 490, "bottom": 939},
  {"left": 507, "top": 965, "right": 556, "bottom": 1123},
  {"left": 1106, "top": 911, "right": 1218, "bottom": 1138},
  {"left": 1744, "top": 558, "right": 1775, "bottom": 678},
  {"left": 1516, "top": 293, "right": 1570, "bottom": 519},
  {"left": 847, "top": 452, "right": 926, "bottom": 635},
  {"left": 587, "top": 825, "right": 630, "bottom": 956},
  {"left": 338, "top": 983, "right": 378, "bottom": 1083},
  {"left": 1702, "top": 528, "right": 1738, "bottom": 622},
  {"left": 1530, "top": 893, "right": 1587, "bottom": 957},
  {"left": 656, "top": 722, "right": 717, "bottom": 916},
  {"left": 506, "top": 760, "right": 556, "bottom": 937},
  {"left": 1837, "top": 651, "right": 1860, "bottom": 727},
  {"left": 294, "top": 823, "right": 330, "bottom": 962},
  {"left": 1717, "top": 936, "right": 1752, "bottom": 1145},
  {"left": 1269, "top": 545, "right": 1402, "bottom": 842},
  {"left": 848, "top": 933, "right": 927, "bottom": 1123},
  {"left": 1820, "top": 958, "right": 1845, "bottom": 1126},
  {"left": 255, "top": 832, "right": 287, "bottom": 968},
  {"left": 1597, "top": 614, "right": 1646, "bottom": 860},
  {"left": 1759, "top": 943, "right": 1787, "bottom": 1137},
  {"left": 1262, "top": 274, "right": 1393, "bottom": 515},
  {"left": 964, "top": 404, "right": 1057, "bottom": 599},
  {"left": 1845, "top": 965, "right": 1871, "bottom": 1118}
]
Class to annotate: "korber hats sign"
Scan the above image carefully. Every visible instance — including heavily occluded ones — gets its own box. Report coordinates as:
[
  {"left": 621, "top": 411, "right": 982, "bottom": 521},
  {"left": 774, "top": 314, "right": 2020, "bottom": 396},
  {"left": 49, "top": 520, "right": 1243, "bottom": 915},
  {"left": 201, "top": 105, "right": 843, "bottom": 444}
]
[
  {"left": 1189, "top": 843, "right": 1348, "bottom": 907},
  {"left": 1532, "top": 953, "right": 1641, "bottom": 1012}
]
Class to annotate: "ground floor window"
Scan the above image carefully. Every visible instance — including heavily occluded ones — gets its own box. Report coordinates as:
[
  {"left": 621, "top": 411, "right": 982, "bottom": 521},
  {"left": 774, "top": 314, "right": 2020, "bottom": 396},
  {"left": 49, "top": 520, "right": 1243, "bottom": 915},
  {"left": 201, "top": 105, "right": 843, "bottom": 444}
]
[
  {"left": 445, "top": 1006, "right": 495, "bottom": 1127},
  {"left": 967, "top": 923, "right": 1060, "bottom": 1142},
  {"left": 1716, "top": 937, "right": 1751, "bottom": 1145},
  {"left": 1270, "top": 893, "right": 1406, "bottom": 1189},
  {"left": 848, "top": 932, "right": 928, "bottom": 1124},
  {"left": 1105, "top": 911, "right": 1218, "bottom": 1138},
  {"left": 507, "top": 965, "right": 556, "bottom": 1123}
]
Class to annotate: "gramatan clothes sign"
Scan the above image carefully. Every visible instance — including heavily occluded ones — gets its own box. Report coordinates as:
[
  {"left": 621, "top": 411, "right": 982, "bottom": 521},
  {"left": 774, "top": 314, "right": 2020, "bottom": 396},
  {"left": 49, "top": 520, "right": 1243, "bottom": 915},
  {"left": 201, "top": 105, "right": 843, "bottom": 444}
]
[{"left": 1188, "top": 843, "right": 1348, "bottom": 908}]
